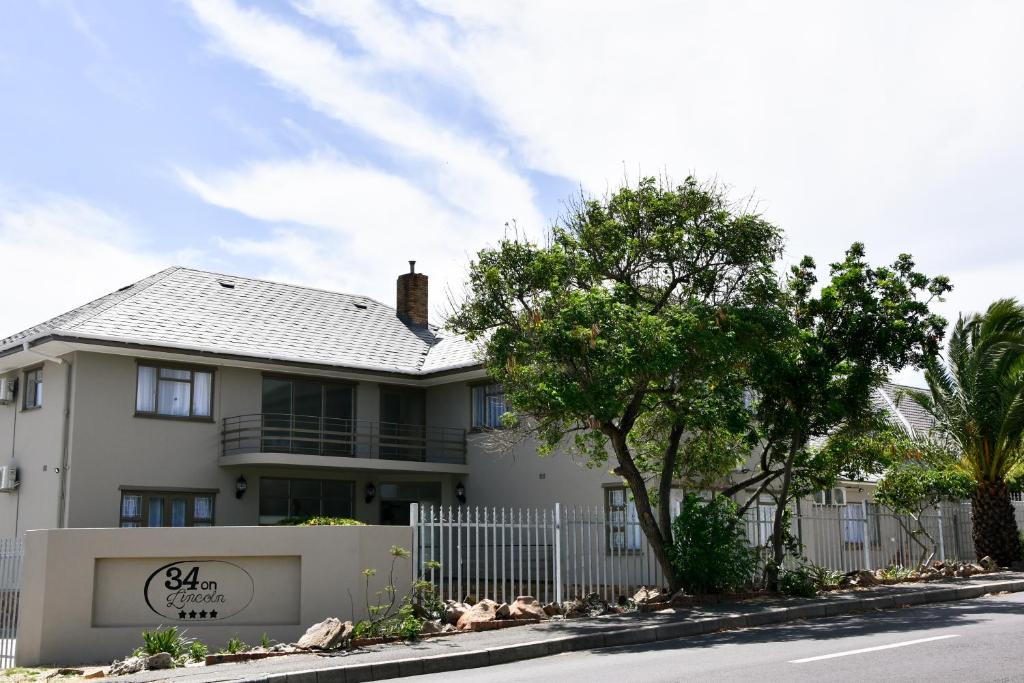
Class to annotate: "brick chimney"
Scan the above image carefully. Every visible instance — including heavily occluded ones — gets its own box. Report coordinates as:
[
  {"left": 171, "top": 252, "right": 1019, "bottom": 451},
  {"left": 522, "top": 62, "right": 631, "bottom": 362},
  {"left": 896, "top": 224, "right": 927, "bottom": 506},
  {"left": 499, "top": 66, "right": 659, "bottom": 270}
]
[{"left": 396, "top": 260, "right": 428, "bottom": 327}]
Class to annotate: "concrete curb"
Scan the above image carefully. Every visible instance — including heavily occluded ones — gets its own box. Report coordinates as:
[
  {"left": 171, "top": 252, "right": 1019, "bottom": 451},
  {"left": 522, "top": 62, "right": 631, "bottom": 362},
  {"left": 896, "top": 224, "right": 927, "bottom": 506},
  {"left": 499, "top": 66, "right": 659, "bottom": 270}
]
[{"left": 245, "top": 577, "right": 1024, "bottom": 683}]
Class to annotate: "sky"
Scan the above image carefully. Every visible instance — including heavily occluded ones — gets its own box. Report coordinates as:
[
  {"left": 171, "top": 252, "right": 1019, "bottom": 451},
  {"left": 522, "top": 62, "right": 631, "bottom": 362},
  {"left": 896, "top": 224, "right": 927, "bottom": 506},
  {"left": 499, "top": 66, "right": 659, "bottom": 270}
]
[{"left": 1, "top": 1, "right": 1023, "bottom": 386}]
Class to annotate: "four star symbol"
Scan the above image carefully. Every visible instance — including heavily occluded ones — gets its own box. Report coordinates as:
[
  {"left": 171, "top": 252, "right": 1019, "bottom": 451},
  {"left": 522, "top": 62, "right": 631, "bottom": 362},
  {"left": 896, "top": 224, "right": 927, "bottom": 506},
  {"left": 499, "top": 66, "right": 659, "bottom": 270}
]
[{"left": 176, "top": 607, "right": 221, "bottom": 620}]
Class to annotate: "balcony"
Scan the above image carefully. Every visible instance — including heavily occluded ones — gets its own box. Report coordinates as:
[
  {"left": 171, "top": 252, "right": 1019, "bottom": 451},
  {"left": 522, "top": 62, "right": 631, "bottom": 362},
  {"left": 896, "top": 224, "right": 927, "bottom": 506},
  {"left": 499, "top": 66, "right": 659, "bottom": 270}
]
[{"left": 220, "top": 413, "right": 468, "bottom": 474}]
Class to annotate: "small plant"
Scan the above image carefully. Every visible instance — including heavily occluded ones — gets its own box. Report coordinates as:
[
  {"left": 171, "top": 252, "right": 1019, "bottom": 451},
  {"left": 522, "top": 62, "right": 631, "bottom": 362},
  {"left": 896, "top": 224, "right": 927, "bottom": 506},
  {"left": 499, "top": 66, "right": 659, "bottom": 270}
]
[
  {"left": 879, "top": 564, "right": 913, "bottom": 582},
  {"left": 220, "top": 637, "right": 248, "bottom": 655},
  {"left": 779, "top": 567, "right": 818, "bottom": 598},
  {"left": 135, "top": 626, "right": 190, "bottom": 659},
  {"left": 187, "top": 640, "right": 209, "bottom": 663},
  {"left": 260, "top": 632, "right": 272, "bottom": 649},
  {"left": 805, "top": 563, "right": 844, "bottom": 590},
  {"left": 349, "top": 546, "right": 430, "bottom": 640},
  {"left": 670, "top": 494, "right": 755, "bottom": 594}
]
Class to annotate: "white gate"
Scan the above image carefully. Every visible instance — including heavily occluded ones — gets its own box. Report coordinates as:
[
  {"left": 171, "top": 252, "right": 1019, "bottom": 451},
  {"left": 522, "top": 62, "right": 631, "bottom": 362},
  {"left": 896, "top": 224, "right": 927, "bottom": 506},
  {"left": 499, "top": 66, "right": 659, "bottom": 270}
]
[{"left": 0, "top": 537, "right": 23, "bottom": 668}]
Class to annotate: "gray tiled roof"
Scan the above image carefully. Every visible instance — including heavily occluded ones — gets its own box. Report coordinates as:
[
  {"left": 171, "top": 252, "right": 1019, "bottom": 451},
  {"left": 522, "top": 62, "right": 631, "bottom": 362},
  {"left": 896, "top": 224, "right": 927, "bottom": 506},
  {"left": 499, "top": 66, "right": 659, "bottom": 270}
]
[
  {"left": 0, "top": 267, "right": 482, "bottom": 375},
  {"left": 875, "top": 382, "right": 937, "bottom": 436}
]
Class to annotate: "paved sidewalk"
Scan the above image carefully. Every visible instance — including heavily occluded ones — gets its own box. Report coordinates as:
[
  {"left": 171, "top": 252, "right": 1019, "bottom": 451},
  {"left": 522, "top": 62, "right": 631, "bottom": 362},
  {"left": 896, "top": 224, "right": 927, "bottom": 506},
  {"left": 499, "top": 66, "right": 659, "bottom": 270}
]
[{"left": 117, "top": 573, "right": 1024, "bottom": 683}]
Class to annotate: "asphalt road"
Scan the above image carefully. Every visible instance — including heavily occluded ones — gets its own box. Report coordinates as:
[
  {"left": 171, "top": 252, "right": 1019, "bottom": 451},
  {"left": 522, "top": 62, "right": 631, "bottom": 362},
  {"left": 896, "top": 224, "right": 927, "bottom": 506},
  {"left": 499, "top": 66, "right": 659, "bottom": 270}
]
[{"left": 392, "top": 591, "right": 1024, "bottom": 682}]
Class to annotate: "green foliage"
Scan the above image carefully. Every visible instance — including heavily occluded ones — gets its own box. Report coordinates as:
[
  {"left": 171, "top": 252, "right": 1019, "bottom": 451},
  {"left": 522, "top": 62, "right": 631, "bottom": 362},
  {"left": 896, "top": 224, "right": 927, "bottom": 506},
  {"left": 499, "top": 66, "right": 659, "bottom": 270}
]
[
  {"left": 187, "top": 640, "right": 208, "bottom": 663},
  {"left": 350, "top": 547, "right": 429, "bottom": 640},
  {"left": 805, "top": 564, "right": 844, "bottom": 590},
  {"left": 136, "top": 626, "right": 189, "bottom": 659},
  {"left": 260, "top": 633, "right": 272, "bottom": 649},
  {"left": 274, "top": 516, "right": 365, "bottom": 526},
  {"left": 670, "top": 494, "right": 754, "bottom": 594},
  {"left": 879, "top": 565, "right": 913, "bottom": 582},
  {"left": 778, "top": 568, "right": 818, "bottom": 598},
  {"left": 875, "top": 454, "right": 973, "bottom": 516},
  {"left": 219, "top": 637, "right": 248, "bottom": 655}
]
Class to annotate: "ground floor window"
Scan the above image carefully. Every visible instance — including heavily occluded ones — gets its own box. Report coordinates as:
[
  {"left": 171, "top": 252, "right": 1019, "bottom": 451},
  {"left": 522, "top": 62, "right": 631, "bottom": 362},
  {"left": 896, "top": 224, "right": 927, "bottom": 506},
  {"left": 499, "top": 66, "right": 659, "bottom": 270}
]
[
  {"left": 119, "top": 490, "right": 215, "bottom": 527},
  {"left": 605, "top": 487, "right": 642, "bottom": 552},
  {"left": 258, "top": 477, "right": 355, "bottom": 524}
]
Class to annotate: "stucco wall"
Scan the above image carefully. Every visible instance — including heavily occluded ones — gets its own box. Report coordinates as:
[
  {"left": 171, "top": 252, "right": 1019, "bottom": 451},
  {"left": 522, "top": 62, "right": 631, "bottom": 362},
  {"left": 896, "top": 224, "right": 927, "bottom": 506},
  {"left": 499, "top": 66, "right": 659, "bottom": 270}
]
[
  {"left": 0, "top": 359, "right": 70, "bottom": 537},
  {"left": 16, "top": 525, "right": 413, "bottom": 666}
]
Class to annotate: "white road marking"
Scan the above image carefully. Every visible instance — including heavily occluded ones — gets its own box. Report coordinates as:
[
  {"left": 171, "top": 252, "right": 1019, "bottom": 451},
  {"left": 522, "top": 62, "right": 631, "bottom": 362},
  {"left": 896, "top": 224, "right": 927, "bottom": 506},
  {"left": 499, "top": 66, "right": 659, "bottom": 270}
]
[{"left": 789, "top": 634, "right": 960, "bottom": 663}]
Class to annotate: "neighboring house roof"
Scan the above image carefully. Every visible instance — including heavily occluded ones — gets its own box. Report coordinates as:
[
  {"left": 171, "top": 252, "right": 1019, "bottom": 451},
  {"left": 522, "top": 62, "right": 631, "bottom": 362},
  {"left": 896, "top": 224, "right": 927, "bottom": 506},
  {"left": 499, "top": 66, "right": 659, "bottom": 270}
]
[
  {"left": 873, "top": 382, "right": 937, "bottom": 437},
  {"left": 0, "top": 267, "right": 483, "bottom": 376}
]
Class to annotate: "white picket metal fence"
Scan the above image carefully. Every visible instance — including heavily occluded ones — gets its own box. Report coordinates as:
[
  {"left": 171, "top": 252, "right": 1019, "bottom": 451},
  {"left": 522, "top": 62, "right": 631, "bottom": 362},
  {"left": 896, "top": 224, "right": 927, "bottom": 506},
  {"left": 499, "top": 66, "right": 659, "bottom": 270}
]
[
  {"left": 0, "top": 537, "right": 23, "bottom": 669},
  {"left": 411, "top": 503, "right": 667, "bottom": 605},
  {"left": 412, "top": 500, "right": 1023, "bottom": 604}
]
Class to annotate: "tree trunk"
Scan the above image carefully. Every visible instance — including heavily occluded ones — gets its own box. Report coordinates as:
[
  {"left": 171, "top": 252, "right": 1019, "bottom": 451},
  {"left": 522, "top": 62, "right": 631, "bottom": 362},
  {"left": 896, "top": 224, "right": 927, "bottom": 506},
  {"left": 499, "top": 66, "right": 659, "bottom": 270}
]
[
  {"left": 607, "top": 430, "right": 682, "bottom": 593},
  {"left": 970, "top": 481, "right": 1022, "bottom": 567}
]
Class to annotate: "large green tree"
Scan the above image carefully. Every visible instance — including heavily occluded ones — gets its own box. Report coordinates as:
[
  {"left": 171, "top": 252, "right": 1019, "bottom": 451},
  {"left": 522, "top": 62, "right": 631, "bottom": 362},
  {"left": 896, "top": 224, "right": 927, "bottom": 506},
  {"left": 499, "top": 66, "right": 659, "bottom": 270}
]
[
  {"left": 723, "top": 245, "right": 950, "bottom": 586},
  {"left": 449, "top": 177, "right": 783, "bottom": 590},
  {"left": 912, "top": 299, "right": 1024, "bottom": 565}
]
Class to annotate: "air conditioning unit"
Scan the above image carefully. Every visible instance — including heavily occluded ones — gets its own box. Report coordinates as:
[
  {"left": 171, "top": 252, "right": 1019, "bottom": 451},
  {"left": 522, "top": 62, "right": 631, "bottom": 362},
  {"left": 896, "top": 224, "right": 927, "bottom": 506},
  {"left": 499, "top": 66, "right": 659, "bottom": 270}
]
[
  {"left": 0, "top": 466, "right": 17, "bottom": 492},
  {"left": 0, "top": 378, "right": 14, "bottom": 405}
]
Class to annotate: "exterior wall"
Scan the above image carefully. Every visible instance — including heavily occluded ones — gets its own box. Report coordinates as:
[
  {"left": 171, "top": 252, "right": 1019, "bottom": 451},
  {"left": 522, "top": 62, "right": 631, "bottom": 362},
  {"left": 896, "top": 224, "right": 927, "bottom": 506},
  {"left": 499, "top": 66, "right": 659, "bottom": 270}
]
[
  {"left": 16, "top": 525, "right": 412, "bottom": 666},
  {"left": 0, "top": 359, "right": 70, "bottom": 537},
  {"left": 58, "top": 352, "right": 463, "bottom": 529}
]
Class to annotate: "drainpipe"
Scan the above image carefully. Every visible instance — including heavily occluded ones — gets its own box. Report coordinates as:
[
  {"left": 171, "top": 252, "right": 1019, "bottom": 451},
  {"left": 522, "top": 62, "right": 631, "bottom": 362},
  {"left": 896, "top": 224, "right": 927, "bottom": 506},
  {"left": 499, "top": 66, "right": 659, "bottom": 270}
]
[{"left": 21, "top": 342, "right": 74, "bottom": 528}]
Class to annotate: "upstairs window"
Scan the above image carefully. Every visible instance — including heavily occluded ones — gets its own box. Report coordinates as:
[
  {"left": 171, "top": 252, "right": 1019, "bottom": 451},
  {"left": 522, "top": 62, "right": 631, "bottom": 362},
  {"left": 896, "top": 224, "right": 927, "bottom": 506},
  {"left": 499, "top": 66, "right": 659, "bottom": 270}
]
[
  {"left": 136, "top": 364, "right": 213, "bottom": 419},
  {"left": 23, "top": 367, "right": 43, "bottom": 409},
  {"left": 471, "top": 383, "right": 508, "bottom": 429}
]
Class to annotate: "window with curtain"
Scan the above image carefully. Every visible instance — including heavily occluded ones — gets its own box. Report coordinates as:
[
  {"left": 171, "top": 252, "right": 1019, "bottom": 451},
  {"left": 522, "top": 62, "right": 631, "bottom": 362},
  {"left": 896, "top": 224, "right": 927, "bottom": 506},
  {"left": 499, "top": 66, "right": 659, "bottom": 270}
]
[
  {"left": 606, "top": 487, "right": 642, "bottom": 552},
  {"left": 471, "top": 383, "right": 508, "bottom": 429},
  {"left": 23, "top": 367, "right": 43, "bottom": 409},
  {"left": 136, "top": 364, "right": 214, "bottom": 419},
  {"left": 119, "top": 490, "right": 215, "bottom": 527}
]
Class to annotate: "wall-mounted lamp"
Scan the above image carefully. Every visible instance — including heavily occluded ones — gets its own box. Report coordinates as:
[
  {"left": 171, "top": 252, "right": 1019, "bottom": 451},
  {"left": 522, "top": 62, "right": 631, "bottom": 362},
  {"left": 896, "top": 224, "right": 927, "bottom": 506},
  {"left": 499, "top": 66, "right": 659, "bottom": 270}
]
[
  {"left": 455, "top": 481, "right": 466, "bottom": 505},
  {"left": 365, "top": 482, "right": 377, "bottom": 504},
  {"left": 235, "top": 474, "right": 248, "bottom": 499}
]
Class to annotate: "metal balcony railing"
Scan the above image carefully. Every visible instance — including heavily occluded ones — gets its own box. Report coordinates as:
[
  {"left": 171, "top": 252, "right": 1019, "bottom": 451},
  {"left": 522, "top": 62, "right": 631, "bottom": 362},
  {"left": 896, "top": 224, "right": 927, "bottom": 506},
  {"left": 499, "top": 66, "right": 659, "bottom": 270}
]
[{"left": 221, "top": 413, "right": 467, "bottom": 465}]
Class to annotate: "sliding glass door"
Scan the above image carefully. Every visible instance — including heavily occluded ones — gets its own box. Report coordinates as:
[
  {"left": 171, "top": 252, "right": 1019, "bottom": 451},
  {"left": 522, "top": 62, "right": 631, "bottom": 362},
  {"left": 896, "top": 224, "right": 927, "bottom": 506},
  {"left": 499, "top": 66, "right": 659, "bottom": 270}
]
[{"left": 261, "top": 377, "right": 355, "bottom": 456}]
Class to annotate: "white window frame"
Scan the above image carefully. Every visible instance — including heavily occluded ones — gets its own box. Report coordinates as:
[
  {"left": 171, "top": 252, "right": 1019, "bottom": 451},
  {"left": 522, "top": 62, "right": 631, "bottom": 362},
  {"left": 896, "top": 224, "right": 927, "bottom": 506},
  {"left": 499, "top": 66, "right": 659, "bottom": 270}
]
[
  {"left": 812, "top": 487, "right": 847, "bottom": 506},
  {"left": 135, "top": 362, "right": 214, "bottom": 420},
  {"left": 471, "top": 382, "right": 508, "bottom": 430}
]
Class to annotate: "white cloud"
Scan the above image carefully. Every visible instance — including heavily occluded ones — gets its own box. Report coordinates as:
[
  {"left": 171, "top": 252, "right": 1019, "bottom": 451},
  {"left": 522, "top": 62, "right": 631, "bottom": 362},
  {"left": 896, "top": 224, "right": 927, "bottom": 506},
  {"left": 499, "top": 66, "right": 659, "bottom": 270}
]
[
  {"left": 179, "top": 156, "right": 487, "bottom": 317},
  {"left": 0, "top": 193, "right": 188, "bottom": 339}
]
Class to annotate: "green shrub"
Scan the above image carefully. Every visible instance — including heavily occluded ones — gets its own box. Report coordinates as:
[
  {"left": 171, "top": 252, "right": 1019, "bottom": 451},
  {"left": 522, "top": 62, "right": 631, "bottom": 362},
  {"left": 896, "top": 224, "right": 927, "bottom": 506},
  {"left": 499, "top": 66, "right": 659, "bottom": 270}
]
[
  {"left": 879, "top": 564, "right": 913, "bottom": 582},
  {"left": 274, "top": 516, "right": 365, "bottom": 526},
  {"left": 669, "top": 494, "right": 754, "bottom": 595},
  {"left": 779, "top": 568, "right": 818, "bottom": 597},
  {"left": 188, "top": 640, "right": 208, "bottom": 662},
  {"left": 219, "top": 637, "right": 248, "bottom": 655},
  {"left": 136, "top": 627, "right": 189, "bottom": 659},
  {"left": 805, "top": 563, "right": 844, "bottom": 590}
]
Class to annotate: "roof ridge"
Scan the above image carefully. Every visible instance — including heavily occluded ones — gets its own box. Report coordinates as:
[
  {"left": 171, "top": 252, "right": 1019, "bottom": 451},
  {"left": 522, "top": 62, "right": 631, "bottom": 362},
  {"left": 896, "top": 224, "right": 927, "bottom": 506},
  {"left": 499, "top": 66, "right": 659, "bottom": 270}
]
[{"left": 56, "top": 267, "right": 182, "bottom": 333}]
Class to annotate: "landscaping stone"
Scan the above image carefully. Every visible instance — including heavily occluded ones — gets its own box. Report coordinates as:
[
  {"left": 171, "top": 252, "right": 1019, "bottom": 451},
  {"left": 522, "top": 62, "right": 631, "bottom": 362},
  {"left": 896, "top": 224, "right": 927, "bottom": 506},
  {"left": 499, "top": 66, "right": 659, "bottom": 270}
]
[
  {"left": 444, "top": 602, "right": 470, "bottom": 625},
  {"left": 456, "top": 598, "right": 500, "bottom": 630},
  {"left": 854, "top": 570, "right": 879, "bottom": 587},
  {"left": 108, "top": 656, "right": 146, "bottom": 676},
  {"left": 495, "top": 602, "right": 511, "bottom": 619},
  {"left": 980, "top": 555, "right": 996, "bottom": 570},
  {"left": 51, "top": 669, "right": 85, "bottom": 678},
  {"left": 295, "top": 617, "right": 353, "bottom": 650},
  {"left": 510, "top": 596, "right": 548, "bottom": 620},
  {"left": 82, "top": 669, "right": 106, "bottom": 679},
  {"left": 145, "top": 653, "right": 173, "bottom": 670},
  {"left": 542, "top": 602, "right": 563, "bottom": 616},
  {"left": 421, "top": 620, "right": 443, "bottom": 635}
]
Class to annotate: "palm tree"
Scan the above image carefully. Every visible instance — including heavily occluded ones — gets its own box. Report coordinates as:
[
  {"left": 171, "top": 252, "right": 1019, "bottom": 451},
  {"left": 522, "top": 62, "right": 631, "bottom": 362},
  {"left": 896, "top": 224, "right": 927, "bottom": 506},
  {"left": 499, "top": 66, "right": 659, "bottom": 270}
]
[{"left": 912, "top": 298, "right": 1024, "bottom": 566}]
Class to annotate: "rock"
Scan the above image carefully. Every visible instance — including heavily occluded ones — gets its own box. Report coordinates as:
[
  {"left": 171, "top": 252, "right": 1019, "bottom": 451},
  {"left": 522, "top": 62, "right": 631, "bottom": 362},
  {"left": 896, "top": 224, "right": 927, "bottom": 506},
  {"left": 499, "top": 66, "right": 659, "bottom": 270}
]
[
  {"left": 420, "top": 620, "right": 442, "bottom": 635},
  {"left": 943, "top": 567, "right": 956, "bottom": 578},
  {"left": 296, "top": 617, "right": 353, "bottom": 650},
  {"left": 457, "top": 599, "right": 499, "bottom": 630},
  {"left": 979, "top": 555, "right": 996, "bottom": 570},
  {"left": 907, "top": 571, "right": 921, "bottom": 581},
  {"left": 146, "top": 653, "right": 173, "bottom": 670},
  {"left": 444, "top": 602, "right": 470, "bottom": 625},
  {"left": 633, "top": 587, "right": 668, "bottom": 605},
  {"left": 269, "top": 643, "right": 300, "bottom": 653},
  {"left": 854, "top": 570, "right": 879, "bottom": 587},
  {"left": 970, "top": 563, "right": 985, "bottom": 574},
  {"left": 495, "top": 602, "right": 511, "bottom": 619},
  {"left": 51, "top": 669, "right": 85, "bottom": 678},
  {"left": 108, "top": 656, "right": 146, "bottom": 676},
  {"left": 932, "top": 560, "right": 945, "bottom": 570},
  {"left": 543, "top": 602, "right": 563, "bottom": 616},
  {"left": 509, "top": 595, "right": 548, "bottom": 620},
  {"left": 441, "top": 623, "right": 457, "bottom": 633},
  {"left": 82, "top": 669, "right": 106, "bottom": 679},
  {"left": 655, "top": 607, "right": 675, "bottom": 614}
]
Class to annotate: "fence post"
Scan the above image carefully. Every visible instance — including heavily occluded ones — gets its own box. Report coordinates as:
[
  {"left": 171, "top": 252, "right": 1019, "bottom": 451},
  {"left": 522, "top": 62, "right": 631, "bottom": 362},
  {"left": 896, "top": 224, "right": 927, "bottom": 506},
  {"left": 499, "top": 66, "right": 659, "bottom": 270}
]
[
  {"left": 861, "top": 500, "right": 872, "bottom": 570},
  {"left": 410, "top": 503, "right": 419, "bottom": 584},
  {"left": 553, "top": 503, "right": 563, "bottom": 605},
  {"left": 937, "top": 503, "right": 946, "bottom": 561}
]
